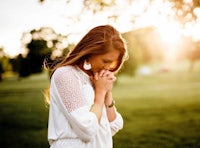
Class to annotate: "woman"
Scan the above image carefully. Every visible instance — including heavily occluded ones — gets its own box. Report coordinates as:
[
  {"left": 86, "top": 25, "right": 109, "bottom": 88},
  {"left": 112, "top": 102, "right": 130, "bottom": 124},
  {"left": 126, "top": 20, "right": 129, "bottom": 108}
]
[{"left": 46, "top": 25, "right": 128, "bottom": 148}]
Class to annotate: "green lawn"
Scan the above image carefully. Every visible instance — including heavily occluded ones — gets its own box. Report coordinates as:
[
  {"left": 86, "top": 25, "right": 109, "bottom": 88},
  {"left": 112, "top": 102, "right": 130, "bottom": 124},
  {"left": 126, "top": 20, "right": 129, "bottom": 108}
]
[
  {"left": 0, "top": 62, "right": 200, "bottom": 148},
  {"left": 0, "top": 73, "right": 49, "bottom": 148}
]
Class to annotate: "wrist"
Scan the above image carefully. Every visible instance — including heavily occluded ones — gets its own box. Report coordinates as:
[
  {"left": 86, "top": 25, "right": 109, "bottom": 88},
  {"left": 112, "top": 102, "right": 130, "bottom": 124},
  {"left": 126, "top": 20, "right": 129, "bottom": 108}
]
[
  {"left": 105, "top": 91, "right": 112, "bottom": 103},
  {"left": 105, "top": 100, "right": 115, "bottom": 108},
  {"left": 94, "top": 90, "right": 106, "bottom": 105},
  {"left": 95, "top": 88, "right": 107, "bottom": 96}
]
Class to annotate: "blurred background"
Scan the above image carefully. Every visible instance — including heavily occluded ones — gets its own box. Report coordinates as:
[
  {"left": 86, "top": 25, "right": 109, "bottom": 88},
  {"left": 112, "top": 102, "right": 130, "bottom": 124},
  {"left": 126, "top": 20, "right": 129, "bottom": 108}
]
[{"left": 0, "top": 0, "right": 200, "bottom": 147}]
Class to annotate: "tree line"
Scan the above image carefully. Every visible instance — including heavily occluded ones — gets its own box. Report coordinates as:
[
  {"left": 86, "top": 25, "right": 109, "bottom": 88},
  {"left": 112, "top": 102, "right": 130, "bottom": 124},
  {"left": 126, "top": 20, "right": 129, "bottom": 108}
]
[{"left": 0, "top": 26, "right": 200, "bottom": 81}]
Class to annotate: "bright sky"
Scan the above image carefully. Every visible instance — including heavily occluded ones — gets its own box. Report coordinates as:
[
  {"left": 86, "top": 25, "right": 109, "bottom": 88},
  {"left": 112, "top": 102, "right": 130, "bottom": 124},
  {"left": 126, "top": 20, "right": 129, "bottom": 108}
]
[
  {"left": 0, "top": 0, "right": 200, "bottom": 58},
  {"left": 0, "top": 0, "right": 85, "bottom": 57},
  {"left": 0, "top": 0, "right": 131, "bottom": 57}
]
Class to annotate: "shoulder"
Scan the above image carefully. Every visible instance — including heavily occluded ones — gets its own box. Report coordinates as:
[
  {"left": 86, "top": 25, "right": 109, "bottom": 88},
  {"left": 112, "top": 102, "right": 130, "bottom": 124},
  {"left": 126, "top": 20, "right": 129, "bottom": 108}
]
[
  {"left": 52, "top": 65, "right": 79, "bottom": 80},
  {"left": 55, "top": 65, "right": 77, "bottom": 73}
]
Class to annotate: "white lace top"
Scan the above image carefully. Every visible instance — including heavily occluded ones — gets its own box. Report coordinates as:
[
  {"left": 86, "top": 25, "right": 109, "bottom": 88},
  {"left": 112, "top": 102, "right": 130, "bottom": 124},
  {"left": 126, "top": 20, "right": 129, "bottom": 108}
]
[{"left": 48, "top": 65, "right": 123, "bottom": 148}]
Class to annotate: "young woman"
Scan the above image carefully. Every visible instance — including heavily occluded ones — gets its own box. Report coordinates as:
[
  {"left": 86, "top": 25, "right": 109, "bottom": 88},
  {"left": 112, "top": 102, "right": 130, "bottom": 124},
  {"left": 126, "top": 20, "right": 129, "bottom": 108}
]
[{"left": 46, "top": 25, "right": 128, "bottom": 148}]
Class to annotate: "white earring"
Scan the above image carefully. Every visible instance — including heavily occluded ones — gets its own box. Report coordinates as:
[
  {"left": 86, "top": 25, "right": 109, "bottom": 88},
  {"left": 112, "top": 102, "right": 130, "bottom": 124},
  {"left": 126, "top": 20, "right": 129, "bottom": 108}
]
[{"left": 83, "top": 60, "right": 91, "bottom": 70}]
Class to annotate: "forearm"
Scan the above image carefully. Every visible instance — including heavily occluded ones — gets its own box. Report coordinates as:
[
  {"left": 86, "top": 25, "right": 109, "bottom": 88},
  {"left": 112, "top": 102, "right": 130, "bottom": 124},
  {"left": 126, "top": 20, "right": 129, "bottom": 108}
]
[
  {"left": 90, "top": 90, "right": 106, "bottom": 123},
  {"left": 105, "top": 91, "right": 117, "bottom": 122}
]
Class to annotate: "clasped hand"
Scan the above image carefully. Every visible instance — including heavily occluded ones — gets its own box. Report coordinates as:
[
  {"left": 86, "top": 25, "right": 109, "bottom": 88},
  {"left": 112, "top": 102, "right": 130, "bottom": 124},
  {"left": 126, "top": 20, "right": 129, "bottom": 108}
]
[{"left": 91, "top": 69, "right": 116, "bottom": 93}]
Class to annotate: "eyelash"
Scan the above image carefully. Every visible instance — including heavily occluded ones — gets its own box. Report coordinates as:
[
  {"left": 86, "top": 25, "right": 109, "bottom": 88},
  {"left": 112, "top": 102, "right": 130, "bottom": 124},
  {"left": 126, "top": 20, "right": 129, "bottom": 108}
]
[{"left": 103, "top": 60, "right": 111, "bottom": 63}]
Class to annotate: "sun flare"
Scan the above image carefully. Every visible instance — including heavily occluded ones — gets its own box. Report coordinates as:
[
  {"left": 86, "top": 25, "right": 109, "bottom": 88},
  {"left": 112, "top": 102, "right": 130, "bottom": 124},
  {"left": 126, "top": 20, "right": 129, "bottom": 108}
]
[{"left": 156, "top": 22, "right": 182, "bottom": 44}]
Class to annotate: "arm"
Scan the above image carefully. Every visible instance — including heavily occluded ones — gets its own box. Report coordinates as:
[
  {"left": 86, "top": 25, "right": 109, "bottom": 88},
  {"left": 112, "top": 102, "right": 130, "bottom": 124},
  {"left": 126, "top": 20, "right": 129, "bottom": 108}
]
[
  {"left": 100, "top": 70, "right": 123, "bottom": 135},
  {"left": 105, "top": 91, "right": 117, "bottom": 122},
  {"left": 52, "top": 67, "right": 99, "bottom": 142},
  {"left": 90, "top": 72, "right": 108, "bottom": 123},
  {"left": 90, "top": 70, "right": 121, "bottom": 122},
  {"left": 105, "top": 91, "right": 123, "bottom": 135},
  {"left": 90, "top": 89, "right": 105, "bottom": 123}
]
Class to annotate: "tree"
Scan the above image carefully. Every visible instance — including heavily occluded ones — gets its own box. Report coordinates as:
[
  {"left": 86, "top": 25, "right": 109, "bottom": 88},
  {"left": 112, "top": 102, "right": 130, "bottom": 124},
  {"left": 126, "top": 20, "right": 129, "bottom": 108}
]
[
  {"left": 39, "top": 0, "right": 200, "bottom": 61},
  {"left": 17, "top": 27, "right": 70, "bottom": 77},
  {"left": 39, "top": 0, "right": 200, "bottom": 23},
  {"left": 0, "top": 55, "right": 3, "bottom": 81},
  {"left": 17, "top": 54, "right": 31, "bottom": 77},
  {"left": 169, "top": 0, "right": 200, "bottom": 23},
  {"left": 121, "top": 27, "right": 166, "bottom": 75},
  {"left": 178, "top": 37, "right": 200, "bottom": 72},
  {"left": 0, "top": 47, "right": 12, "bottom": 81},
  {"left": 27, "top": 39, "right": 49, "bottom": 73},
  {"left": 187, "top": 41, "right": 200, "bottom": 72}
]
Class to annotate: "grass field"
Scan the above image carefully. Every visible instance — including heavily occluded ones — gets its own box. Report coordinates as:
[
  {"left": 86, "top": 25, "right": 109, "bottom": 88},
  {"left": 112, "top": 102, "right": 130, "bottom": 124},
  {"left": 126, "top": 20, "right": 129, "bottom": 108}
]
[{"left": 0, "top": 62, "right": 200, "bottom": 148}]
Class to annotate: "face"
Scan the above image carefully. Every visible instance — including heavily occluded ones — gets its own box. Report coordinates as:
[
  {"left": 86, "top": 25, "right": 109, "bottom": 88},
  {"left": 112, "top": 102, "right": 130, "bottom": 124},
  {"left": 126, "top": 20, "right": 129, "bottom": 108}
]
[{"left": 89, "top": 49, "right": 120, "bottom": 73}]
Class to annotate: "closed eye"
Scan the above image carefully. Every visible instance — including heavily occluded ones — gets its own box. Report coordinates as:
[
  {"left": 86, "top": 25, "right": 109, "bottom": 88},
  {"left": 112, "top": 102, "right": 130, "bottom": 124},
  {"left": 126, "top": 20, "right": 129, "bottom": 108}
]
[{"left": 103, "top": 59, "right": 112, "bottom": 64}]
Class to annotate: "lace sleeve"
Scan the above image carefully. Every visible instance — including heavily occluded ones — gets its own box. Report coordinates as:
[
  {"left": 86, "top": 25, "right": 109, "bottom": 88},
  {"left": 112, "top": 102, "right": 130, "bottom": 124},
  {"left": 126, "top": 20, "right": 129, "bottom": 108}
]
[{"left": 52, "top": 67, "right": 87, "bottom": 113}]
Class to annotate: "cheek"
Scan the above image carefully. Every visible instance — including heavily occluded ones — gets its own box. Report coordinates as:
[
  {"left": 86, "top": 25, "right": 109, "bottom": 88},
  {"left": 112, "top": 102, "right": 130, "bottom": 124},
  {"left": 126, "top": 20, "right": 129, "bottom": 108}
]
[
  {"left": 90, "top": 56, "right": 107, "bottom": 71},
  {"left": 91, "top": 61, "right": 104, "bottom": 72}
]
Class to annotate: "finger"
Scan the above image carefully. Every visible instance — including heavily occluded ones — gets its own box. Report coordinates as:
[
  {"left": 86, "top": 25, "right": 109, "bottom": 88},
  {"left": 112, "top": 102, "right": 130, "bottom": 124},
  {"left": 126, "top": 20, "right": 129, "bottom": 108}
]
[
  {"left": 107, "top": 75, "right": 116, "bottom": 81},
  {"left": 103, "top": 70, "right": 111, "bottom": 77},
  {"left": 94, "top": 72, "right": 99, "bottom": 80},
  {"left": 99, "top": 69, "right": 105, "bottom": 77},
  {"left": 104, "top": 71, "right": 115, "bottom": 78},
  {"left": 100, "top": 69, "right": 112, "bottom": 77}
]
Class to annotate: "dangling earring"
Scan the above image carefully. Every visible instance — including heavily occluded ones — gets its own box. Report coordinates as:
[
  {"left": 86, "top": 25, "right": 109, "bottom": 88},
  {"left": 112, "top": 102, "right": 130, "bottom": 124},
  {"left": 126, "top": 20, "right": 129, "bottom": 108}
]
[{"left": 83, "top": 60, "right": 91, "bottom": 70}]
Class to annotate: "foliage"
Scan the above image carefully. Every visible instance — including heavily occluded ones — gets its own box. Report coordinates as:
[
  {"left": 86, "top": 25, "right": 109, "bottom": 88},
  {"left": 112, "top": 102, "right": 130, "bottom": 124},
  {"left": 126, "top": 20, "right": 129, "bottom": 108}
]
[
  {"left": 27, "top": 39, "right": 49, "bottom": 73},
  {"left": 180, "top": 38, "right": 200, "bottom": 61},
  {"left": 0, "top": 55, "right": 13, "bottom": 81},
  {"left": 11, "top": 27, "right": 72, "bottom": 77},
  {"left": 121, "top": 27, "right": 200, "bottom": 75},
  {"left": 24, "top": 27, "right": 70, "bottom": 59},
  {"left": 169, "top": 0, "right": 200, "bottom": 23},
  {"left": 17, "top": 54, "right": 31, "bottom": 77},
  {"left": 177, "top": 37, "right": 200, "bottom": 72},
  {"left": 0, "top": 61, "right": 3, "bottom": 81},
  {"left": 0, "top": 47, "right": 12, "bottom": 73},
  {"left": 121, "top": 27, "right": 163, "bottom": 75},
  {"left": 39, "top": 0, "right": 200, "bottom": 23}
]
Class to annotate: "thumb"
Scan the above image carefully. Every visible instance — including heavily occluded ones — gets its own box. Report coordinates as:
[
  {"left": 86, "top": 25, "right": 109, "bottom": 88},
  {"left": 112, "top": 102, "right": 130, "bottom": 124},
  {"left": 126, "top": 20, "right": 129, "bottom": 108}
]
[{"left": 94, "top": 72, "right": 99, "bottom": 80}]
